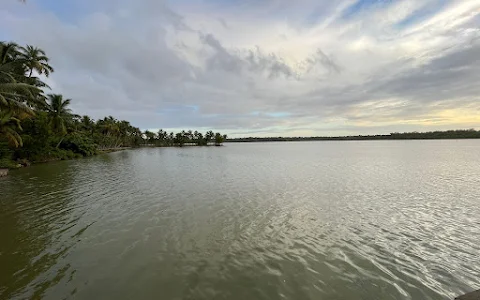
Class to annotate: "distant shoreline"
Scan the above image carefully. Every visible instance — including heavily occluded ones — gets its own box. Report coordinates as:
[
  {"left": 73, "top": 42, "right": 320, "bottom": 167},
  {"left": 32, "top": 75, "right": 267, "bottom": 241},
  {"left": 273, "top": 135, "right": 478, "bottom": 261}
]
[
  {"left": 227, "top": 130, "right": 480, "bottom": 143},
  {"left": 226, "top": 137, "right": 480, "bottom": 143}
]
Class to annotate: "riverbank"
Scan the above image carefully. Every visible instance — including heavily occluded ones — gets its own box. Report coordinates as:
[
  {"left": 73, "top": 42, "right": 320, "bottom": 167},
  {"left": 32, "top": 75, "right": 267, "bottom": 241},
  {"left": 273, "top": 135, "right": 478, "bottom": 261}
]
[
  {"left": 1, "top": 144, "right": 228, "bottom": 172},
  {"left": 97, "top": 147, "right": 132, "bottom": 153},
  {"left": 0, "top": 147, "right": 132, "bottom": 172},
  {"left": 0, "top": 144, "right": 229, "bottom": 174}
]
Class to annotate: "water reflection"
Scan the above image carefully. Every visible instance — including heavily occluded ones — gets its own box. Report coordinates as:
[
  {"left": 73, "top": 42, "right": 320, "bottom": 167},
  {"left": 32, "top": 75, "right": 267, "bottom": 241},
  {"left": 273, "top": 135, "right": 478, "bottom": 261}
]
[{"left": 0, "top": 162, "right": 77, "bottom": 299}]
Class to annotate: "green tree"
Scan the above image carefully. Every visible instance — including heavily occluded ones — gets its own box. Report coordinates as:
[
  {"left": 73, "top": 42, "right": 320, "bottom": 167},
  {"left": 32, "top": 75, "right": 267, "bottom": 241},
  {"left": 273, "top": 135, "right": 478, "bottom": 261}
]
[
  {"left": 45, "top": 94, "right": 73, "bottom": 147},
  {"left": 144, "top": 130, "right": 155, "bottom": 145},
  {"left": 80, "top": 115, "right": 94, "bottom": 134},
  {"left": 0, "top": 42, "right": 42, "bottom": 116},
  {"left": 157, "top": 129, "right": 167, "bottom": 146},
  {"left": 194, "top": 130, "right": 204, "bottom": 145},
  {"left": 18, "top": 45, "right": 54, "bottom": 78},
  {"left": 214, "top": 132, "right": 225, "bottom": 146},
  {"left": 205, "top": 130, "right": 214, "bottom": 145},
  {"left": 0, "top": 111, "right": 23, "bottom": 147},
  {"left": 174, "top": 132, "right": 186, "bottom": 147}
]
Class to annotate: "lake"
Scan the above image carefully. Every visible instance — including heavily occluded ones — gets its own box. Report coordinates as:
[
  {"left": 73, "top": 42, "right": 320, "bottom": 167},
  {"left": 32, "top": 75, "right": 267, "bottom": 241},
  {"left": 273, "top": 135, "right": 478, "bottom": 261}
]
[{"left": 1, "top": 141, "right": 479, "bottom": 300}]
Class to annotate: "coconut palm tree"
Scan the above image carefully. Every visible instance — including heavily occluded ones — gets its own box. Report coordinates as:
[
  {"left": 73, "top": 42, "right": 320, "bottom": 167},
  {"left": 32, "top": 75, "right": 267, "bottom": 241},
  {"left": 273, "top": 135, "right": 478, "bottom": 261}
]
[
  {"left": 18, "top": 45, "right": 54, "bottom": 78},
  {"left": 205, "top": 130, "right": 214, "bottom": 145},
  {"left": 0, "top": 42, "right": 42, "bottom": 116},
  {"left": 0, "top": 110, "right": 23, "bottom": 147},
  {"left": 81, "top": 115, "right": 94, "bottom": 131},
  {"left": 144, "top": 130, "right": 155, "bottom": 145},
  {"left": 157, "top": 129, "right": 167, "bottom": 146},
  {"left": 45, "top": 94, "right": 73, "bottom": 147},
  {"left": 214, "top": 132, "right": 224, "bottom": 146},
  {"left": 0, "top": 42, "right": 20, "bottom": 64}
]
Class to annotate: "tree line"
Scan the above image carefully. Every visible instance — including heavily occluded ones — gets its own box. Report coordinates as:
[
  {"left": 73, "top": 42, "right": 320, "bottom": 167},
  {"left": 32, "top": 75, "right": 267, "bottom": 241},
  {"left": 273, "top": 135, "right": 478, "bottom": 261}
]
[
  {"left": 228, "top": 129, "right": 480, "bottom": 142},
  {"left": 0, "top": 41, "right": 226, "bottom": 168},
  {"left": 144, "top": 130, "right": 226, "bottom": 147}
]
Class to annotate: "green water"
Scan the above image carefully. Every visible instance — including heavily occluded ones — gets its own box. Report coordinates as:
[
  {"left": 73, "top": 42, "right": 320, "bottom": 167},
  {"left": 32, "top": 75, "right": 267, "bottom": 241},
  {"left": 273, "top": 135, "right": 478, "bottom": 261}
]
[{"left": 1, "top": 141, "right": 479, "bottom": 299}]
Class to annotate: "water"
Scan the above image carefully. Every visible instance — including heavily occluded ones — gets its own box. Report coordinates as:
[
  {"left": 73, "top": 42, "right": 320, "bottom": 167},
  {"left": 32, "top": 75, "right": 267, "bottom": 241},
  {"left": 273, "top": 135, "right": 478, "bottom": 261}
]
[{"left": 1, "top": 141, "right": 479, "bottom": 300}]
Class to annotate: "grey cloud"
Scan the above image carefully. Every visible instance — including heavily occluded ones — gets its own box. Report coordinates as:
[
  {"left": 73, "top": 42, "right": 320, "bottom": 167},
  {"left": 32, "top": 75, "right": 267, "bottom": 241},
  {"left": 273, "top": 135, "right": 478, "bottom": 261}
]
[
  {"left": 245, "top": 47, "right": 294, "bottom": 79},
  {"left": 305, "top": 49, "right": 342, "bottom": 74},
  {"left": 201, "top": 33, "right": 243, "bottom": 73},
  {"left": 374, "top": 42, "right": 480, "bottom": 103},
  {"left": 201, "top": 33, "right": 294, "bottom": 78},
  {"left": 2, "top": 0, "right": 479, "bottom": 136}
]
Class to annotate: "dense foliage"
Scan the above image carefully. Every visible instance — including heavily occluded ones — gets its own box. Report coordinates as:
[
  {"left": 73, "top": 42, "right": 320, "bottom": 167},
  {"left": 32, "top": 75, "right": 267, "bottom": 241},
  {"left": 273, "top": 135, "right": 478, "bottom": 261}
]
[
  {"left": 144, "top": 130, "right": 227, "bottom": 147},
  {"left": 0, "top": 41, "right": 226, "bottom": 168}
]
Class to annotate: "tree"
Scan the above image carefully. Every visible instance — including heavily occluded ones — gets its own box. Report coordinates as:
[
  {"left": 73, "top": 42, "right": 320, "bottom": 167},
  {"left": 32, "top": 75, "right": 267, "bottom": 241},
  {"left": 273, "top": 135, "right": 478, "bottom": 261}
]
[
  {"left": 0, "top": 42, "right": 42, "bottom": 116},
  {"left": 0, "top": 111, "right": 23, "bottom": 147},
  {"left": 205, "top": 130, "right": 214, "bottom": 145},
  {"left": 194, "top": 131, "right": 204, "bottom": 145},
  {"left": 18, "top": 45, "right": 54, "bottom": 78},
  {"left": 45, "top": 94, "right": 73, "bottom": 147},
  {"left": 174, "top": 132, "right": 186, "bottom": 147},
  {"left": 157, "top": 129, "right": 167, "bottom": 146},
  {"left": 187, "top": 130, "right": 193, "bottom": 143},
  {"left": 80, "top": 115, "right": 94, "bottom": 133},
  {"left": 144, "top": 130, "right": 155, "bottom": 145},
  {"left": 214, "top": 132, "right": 225, "bottom": 146}
]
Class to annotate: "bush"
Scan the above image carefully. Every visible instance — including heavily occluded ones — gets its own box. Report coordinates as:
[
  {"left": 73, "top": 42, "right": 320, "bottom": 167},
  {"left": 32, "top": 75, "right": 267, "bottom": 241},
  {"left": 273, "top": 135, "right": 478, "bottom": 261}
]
[
  {"left": 0, "top": 142, "right": 16, "bottom": 168},
  {"left": 60, "top": 134, "right": 97, "bottom": 157},
  {"left": 0, "top": 157, "right": 17, "bottom": 169}
]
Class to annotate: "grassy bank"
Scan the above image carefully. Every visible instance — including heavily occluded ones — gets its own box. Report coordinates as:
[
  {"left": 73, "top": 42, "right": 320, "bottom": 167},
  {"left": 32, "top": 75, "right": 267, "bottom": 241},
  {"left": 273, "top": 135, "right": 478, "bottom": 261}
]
[{"left": 0, "top": 146, "right": 134, "bottom": 170}]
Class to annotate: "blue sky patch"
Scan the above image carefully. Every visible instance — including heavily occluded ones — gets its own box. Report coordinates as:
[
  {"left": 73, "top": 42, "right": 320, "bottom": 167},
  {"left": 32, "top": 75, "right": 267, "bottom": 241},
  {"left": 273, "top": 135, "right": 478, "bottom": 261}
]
[
  {"left": 395, "top": 0, "right": 450, "bottom": 29},
  {"left": 341, "top": 0, "right": 395, "bottom": 19}
]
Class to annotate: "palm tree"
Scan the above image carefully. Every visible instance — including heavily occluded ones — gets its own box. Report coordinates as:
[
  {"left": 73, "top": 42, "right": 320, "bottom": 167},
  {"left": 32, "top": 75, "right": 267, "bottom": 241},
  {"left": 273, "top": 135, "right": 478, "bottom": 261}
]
[
  {"left": 0, "top": 42, "right": 42, "bottom": 116},
  {"left": 18, "top": 45, "right": 54, "bottom": 78},
  {"left": 214, "top": 132, "right": 224, "bottom": 146},
  {"left": 157, "top": 129, "right": 167, "bottom": 146},
  {"left": 0, "top": 42, "right": 20, "bottom": 63},
  {"left": 96, "top": 116, "right": 121, "bottom": 148},
  {"left": 81, "top": 115, "right": 94, "bottom": 131},
  {"left": 0, "top": 110, "right": 23, "bottom": 147},
  {"left": 45, "top": 94, "right": 73, "bottom": 147},
  {"left": 205, "top": 131, "right": 214, "bottom": 145},
  {"left": 116, "top": 120, "right": 132, "bottom": 148},
  {"left": 144, "top": 130, "right": 155, "bottom": 145},
  {"left": 174, "top": 132, "right": 186, "bottom": 147},
  {"left": 187, "top": 130, "right": 193, "bottom": 143}
]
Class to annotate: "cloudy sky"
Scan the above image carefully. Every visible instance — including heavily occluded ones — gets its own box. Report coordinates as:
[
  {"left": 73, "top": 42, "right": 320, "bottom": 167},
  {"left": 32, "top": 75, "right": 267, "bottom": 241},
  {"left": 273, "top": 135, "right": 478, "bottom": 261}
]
[{"left": 1, "top": 0, "right": 479, "bottom": 137}]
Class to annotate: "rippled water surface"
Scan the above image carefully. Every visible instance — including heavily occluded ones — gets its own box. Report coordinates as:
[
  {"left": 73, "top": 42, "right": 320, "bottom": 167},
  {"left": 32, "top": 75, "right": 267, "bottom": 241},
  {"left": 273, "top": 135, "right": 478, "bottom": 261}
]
[{"left": 1, "top": 141, "right": 480, "bottom": 300}]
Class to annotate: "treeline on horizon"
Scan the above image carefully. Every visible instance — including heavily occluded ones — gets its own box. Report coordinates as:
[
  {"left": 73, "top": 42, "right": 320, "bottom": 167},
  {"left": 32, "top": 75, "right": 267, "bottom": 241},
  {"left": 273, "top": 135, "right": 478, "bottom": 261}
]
[
  {"left": 0, "top": 41, "right": 226, "bottom": 168},
  {"left": 228, "top": 129, "right": 480, "bottom": 142}
]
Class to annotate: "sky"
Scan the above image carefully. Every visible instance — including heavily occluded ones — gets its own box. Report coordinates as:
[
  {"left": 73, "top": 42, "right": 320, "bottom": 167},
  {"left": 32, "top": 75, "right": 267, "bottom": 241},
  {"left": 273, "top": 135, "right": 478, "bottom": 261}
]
[{"left": 1, "top": 0, "right": 479, "bottom": 137}]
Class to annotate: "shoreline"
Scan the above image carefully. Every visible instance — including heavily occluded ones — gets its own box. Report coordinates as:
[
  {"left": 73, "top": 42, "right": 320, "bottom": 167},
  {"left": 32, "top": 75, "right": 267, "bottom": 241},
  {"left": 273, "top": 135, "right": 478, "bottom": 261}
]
[
  {"left": 2, "top": 145, "right": 226, "bottom": 173},
  {"left": 2, "top": 147, "right": 131, "bottom": 173},
  {"left": 227, "top": 137, "right": 480, "bottom": 143},
  {"left": 97, "top": 147, "right": 132, "bottom": 154}
]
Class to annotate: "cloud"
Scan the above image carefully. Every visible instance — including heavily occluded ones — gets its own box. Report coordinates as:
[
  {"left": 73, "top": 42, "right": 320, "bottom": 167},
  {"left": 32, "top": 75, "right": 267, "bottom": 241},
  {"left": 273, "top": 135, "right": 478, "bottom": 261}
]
[{"left": 0, "top": 0, "right": 479, "bottom": 136}]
